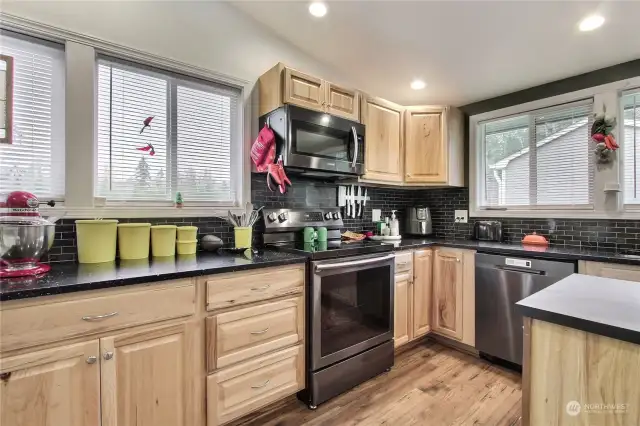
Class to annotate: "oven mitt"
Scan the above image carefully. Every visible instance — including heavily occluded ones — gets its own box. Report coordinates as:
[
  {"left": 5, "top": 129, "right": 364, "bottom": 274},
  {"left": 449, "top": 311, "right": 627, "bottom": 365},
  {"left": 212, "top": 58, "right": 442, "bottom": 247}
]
[
  {"left": 266, "top": 157, "right": 292, "bottom": 194},
  {"left": 251, "top": 124, "right": 276, "bottom": 172}
]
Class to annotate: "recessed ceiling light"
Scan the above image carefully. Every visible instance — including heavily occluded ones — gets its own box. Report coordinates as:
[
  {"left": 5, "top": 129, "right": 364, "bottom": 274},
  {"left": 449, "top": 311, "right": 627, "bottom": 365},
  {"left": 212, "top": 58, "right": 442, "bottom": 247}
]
[
  {"left": 579, "top": 14, "right": 605, "bottom": 31},
  {"left": 309, "top": 2, "right": 327, "bottom": 18},
  {"left": 410, "top": 80, "right": 426, "bottom": 90}
]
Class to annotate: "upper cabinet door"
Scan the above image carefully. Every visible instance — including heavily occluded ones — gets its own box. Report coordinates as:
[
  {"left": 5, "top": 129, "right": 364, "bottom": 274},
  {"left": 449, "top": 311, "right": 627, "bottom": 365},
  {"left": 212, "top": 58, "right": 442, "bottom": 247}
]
[
  {"left": 404, "top": 107, "right": 447, "bottom": 183},
  {"left": 283, "top": 67, "right": 325, "bottom": 113},
  {"left": 432, "top": 249, "right": 464, "bottom": 341},
  {"left": 0, "top": 340, "right": 101, "bottom": 426},
  {"left": 325, "top": 82, "right": 360, "bottom": 121},
  {"left": 100, "top": 322, "right": 196, "bottom": 426},
  {"left": 362, "top": 96, "right": 404, "bottom": 182}
]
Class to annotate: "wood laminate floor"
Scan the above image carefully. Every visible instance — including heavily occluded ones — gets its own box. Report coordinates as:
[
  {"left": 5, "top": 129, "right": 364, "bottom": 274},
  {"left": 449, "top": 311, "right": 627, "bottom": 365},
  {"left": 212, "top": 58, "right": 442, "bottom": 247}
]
[{"left": 233, "top": 340, "right": 522, "bottom": 426}]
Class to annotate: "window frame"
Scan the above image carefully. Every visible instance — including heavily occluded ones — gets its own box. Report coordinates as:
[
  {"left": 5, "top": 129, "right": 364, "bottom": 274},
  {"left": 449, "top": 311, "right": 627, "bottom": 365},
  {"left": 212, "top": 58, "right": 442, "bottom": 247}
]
[
  {"left": 469, "top": 76, "right": 640, "bottom": 220},
  {"left": 0, "top": 15, "right": 251, "bottom": 218},
  {"left": 474, "top": 99, "right": 595, "bottom": 213},
  {"left": 95, "top": 56, "right": 241, "bottom": 207},
  {"left": 621, "top": 87, "right": 640, "bottom": 211}
]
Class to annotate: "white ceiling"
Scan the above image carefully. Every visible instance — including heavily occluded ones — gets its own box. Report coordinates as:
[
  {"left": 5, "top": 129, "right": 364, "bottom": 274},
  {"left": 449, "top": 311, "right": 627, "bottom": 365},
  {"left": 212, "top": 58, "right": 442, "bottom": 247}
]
[{"left": 231, "top": 1, "right": 640, "bottom": 107}]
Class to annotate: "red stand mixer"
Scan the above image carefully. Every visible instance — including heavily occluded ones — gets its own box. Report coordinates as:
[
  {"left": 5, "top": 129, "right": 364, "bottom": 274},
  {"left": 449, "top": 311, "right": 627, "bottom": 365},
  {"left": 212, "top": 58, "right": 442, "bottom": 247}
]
[{"left": 0, "top": 191, "right": 57, "bottom": 278}]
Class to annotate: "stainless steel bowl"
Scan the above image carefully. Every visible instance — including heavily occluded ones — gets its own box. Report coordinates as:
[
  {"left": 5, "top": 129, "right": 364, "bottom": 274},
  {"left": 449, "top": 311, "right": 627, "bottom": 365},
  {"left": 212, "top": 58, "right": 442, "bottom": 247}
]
[{"left": 0, "top": 219, "right": 56, "bottom": 270}]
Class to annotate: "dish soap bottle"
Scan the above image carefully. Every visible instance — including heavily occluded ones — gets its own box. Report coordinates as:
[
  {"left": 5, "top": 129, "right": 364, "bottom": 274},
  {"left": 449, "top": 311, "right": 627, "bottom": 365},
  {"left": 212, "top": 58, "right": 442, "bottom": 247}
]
[{"left": 390, "top": 210, "right": 399, "bottom": 237}]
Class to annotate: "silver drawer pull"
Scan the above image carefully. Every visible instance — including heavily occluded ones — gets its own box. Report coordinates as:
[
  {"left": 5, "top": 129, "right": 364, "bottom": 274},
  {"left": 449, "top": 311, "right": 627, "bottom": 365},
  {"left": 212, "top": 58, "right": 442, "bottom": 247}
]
[
  {"left": 82, "top": 312, "right": 118, "bottom": 321},
  {"left": 251, "top": 285, "right": 271, "bottom": 291},
  {"left": 250, "top": 327, "right": 270, "bottom": 335},
  {"left": 251, "top": 379, "right": 270, "bottom": 389},
  {"left": 397, "top": 262, "right": 409, "bottom": 267}
]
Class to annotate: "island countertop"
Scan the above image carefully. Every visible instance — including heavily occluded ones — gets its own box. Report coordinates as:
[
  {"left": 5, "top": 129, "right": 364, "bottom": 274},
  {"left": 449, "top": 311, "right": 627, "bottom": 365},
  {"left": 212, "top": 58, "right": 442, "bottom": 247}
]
[
  {"left": 516, "top": 273, "right": 640, "bottom": 346},
  {"left": 0, "top": 250, "right": 307, "bottom": 302}
]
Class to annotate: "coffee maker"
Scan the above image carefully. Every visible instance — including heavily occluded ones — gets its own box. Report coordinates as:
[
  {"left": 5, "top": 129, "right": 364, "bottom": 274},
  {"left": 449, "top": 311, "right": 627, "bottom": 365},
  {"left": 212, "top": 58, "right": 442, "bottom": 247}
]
[{"left": 405, "top": 206, "right": 432, "bottom": 235}]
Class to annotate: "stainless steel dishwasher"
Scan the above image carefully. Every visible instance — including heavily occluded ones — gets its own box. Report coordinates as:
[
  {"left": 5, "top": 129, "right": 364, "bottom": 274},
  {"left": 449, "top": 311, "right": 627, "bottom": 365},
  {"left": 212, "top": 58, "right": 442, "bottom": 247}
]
[{"left": 475, "top": 253, "right": 576, "bottom": 365}]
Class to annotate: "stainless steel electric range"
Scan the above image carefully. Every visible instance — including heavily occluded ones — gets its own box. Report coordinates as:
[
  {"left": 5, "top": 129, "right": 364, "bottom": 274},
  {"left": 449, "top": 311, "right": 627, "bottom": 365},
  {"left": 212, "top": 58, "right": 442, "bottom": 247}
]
[{"left": 263, "top": 208, "right": 395, "bottom": 409}]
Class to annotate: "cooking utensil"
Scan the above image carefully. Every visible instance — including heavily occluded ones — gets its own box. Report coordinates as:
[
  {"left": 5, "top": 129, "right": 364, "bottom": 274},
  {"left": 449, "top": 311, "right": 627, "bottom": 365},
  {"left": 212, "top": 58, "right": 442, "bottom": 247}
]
[
  {"left": 350, "top": 185, "right": 355, "bottom": 218},
  {"left": 355, "top": 186, "right": 360, "bottom": 218}
]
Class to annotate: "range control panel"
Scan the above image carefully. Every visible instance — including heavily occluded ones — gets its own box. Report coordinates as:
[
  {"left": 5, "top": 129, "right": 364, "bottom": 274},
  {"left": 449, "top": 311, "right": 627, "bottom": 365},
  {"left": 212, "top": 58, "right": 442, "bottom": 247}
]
[{"left": 263, "top": 208, "right": 344, "bottom": 230}]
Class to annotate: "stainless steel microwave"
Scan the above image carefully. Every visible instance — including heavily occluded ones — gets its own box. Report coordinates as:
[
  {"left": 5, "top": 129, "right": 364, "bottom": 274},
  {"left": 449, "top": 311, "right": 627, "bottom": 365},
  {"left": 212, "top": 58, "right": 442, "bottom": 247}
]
[{"left": 259, "top": 105, "right": 365, "bottom": 177}]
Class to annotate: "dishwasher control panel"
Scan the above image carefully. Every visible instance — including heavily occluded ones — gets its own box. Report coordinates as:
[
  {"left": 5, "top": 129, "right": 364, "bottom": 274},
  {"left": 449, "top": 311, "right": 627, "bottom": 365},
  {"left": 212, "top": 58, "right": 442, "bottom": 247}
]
[{"left": 505, "top": 258, "right": 531, "bottom": 268}]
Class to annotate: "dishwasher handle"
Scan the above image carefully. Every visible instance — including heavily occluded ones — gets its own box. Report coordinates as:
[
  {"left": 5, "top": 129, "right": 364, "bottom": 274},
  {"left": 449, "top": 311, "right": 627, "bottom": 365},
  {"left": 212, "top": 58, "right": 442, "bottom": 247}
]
[{"left": 492, "top": 265, "right": 546, "bottom": 275}]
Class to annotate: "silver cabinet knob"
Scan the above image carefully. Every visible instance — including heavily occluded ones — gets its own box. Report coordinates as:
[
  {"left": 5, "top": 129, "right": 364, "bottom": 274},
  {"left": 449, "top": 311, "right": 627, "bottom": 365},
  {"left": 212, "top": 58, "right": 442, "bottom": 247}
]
[
  {"left": 86, "top": 356, "right": 97, "bottom": 364},
  {"left": 103, "top": 351, "right": 114, "bottom": 360}
]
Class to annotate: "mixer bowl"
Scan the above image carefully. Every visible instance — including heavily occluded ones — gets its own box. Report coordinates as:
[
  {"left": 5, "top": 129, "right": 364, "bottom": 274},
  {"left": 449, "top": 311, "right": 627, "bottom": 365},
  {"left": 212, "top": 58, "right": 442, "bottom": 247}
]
[{"left": 0, "top": 220, "right": 55, "bottom": 270}]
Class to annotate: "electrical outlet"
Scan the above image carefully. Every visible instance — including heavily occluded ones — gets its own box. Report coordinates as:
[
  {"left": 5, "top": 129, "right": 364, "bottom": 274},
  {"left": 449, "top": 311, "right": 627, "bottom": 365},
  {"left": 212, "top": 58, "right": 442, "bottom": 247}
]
[
  {"left": 454, "top": 210, "right": 468, "bottom": 223},
  {"left": 372, "top": 209, "right": 382, "bottom": 222}
]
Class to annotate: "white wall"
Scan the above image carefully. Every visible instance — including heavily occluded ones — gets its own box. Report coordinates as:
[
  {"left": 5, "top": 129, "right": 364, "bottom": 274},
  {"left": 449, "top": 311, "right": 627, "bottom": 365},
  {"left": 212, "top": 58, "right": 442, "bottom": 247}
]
[{"left": 1, "top": 1, "right": 352, "bottom": 89}]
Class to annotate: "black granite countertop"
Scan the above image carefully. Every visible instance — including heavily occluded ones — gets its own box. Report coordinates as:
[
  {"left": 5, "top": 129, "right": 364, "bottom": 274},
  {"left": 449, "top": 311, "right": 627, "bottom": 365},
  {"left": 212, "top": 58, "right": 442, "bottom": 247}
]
[
  {"left": 0, "top": 250, "right": 306, "bottom": 302},
  {"left": 392, "top": 238, "right": 640, "bottom": 265},
  {"left": 516, "top": 273, "right": 640, "bottom": 346}
]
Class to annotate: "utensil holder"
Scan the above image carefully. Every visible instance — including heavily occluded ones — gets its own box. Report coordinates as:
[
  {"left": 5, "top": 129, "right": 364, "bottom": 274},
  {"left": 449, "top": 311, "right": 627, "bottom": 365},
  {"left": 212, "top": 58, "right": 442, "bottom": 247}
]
[
  {"left": 234, "top": 227, "right": 252, "bottom": 248},
  {"left": 75, "top": 220, "right": 118, "bottom": 263}
]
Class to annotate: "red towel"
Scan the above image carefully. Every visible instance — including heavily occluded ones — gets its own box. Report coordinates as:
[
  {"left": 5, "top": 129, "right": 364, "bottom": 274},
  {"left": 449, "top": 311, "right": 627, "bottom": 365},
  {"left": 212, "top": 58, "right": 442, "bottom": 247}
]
[{"left": 251, "top": 124, "right": 276, "bottom": 172}]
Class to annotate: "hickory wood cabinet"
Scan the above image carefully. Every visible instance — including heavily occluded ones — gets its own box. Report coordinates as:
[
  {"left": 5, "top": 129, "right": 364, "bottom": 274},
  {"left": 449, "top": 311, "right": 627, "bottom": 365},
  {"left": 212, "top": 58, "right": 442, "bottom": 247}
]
[
  {"left": 258, "top": 63, "right": 360, "bottom": 121},
  {"left": 0, "top": 280, "right": 200, "bottom": 426},
  {"left": 257, "top": 62, "right": 464, "bottom": 187},
  {"left": 431, "top": 248, "right": 475, "bottom": 347},
  {"left": 393, "top": 249, "right": 433, "bottom": 347},
  {"left": 393, "top": 247, "right": 475, "bottom": 349},
  {"left": 579, "top": 260, "right": 640, "bottom": 282},
  {"left": 0, "top": 263, "right": 307, "bottom": 426},
  {"left": 362, "top": 96, "right": 405, "bottom": 183},
  {"left": 404, "top": 106, "right": 464, "bottom": 186},
  {"left": 359, "top": 100, "right": 464, "bottom": 186}
]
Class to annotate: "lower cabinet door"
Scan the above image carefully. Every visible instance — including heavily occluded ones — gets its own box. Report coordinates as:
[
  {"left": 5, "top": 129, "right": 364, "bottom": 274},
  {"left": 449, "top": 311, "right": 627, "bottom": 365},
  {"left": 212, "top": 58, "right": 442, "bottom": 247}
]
[
  {"left": 207, "top": 345, "right": 304, "bottom": 426},
  {"left": 100, "top": 322, "right": 197, "bottom": 426},
  {"left": 412, "top": 250, "right": 433, "bottom": 339},
  {"left": 394, "top": 273, "right": 411, "bottom": 347},
  {"left": 0, "top": 340, "right": 101, "bottom": 426}
]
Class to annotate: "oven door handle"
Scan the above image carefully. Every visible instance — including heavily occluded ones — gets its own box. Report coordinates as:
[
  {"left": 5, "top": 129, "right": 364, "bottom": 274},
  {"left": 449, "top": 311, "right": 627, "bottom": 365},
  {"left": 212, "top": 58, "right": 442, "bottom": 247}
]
[
  {"left": 315, "top": 254, "right": 394, "bottom": 273},
  {"left": 350, "top": 126, "right": 358, "bottom": 168}
]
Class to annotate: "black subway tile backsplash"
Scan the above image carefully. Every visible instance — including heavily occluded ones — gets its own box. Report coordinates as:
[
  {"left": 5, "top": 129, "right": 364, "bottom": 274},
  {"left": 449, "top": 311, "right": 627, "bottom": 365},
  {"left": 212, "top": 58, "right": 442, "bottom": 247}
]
[{"left": 45, "top": 175, "right": 640, "bottom": 263}]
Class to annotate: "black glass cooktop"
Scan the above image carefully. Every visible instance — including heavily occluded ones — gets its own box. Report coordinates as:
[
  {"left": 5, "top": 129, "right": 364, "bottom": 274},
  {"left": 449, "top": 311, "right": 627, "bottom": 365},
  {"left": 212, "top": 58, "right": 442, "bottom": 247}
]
[{"left": 267, "top": 240, "right": 394, "bottom": 260}]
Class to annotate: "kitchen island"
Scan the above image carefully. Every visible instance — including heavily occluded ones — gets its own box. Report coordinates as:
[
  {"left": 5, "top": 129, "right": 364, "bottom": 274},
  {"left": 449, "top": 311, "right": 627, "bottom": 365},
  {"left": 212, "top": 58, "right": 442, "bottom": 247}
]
[{"left": 516, "top": 273, "right": 640, "bottom": 426}]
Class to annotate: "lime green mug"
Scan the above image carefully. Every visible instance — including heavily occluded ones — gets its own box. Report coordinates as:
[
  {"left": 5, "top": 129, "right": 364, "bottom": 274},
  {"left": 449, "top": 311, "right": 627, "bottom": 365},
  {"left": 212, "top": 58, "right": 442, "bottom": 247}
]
[{"left": 303, "top": 227, "right": 317, "bottom": 243}]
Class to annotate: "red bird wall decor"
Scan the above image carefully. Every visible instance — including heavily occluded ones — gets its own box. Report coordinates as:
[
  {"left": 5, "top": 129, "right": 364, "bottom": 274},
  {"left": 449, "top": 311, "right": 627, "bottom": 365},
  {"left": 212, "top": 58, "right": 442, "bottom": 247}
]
[
  {"left": 140, "top": 116, "right": 154, "bottom": 134},
  {"left": 137, "top": 143, "right": 156, "bottom": 156}
]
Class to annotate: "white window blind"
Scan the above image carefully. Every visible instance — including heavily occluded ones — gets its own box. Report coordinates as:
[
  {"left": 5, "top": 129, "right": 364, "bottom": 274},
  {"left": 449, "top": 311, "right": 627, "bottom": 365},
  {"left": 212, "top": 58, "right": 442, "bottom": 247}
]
[
  {"left": 96, "top": 57, "right": 239, "bottom": 204},
  {"left": 479, "top": 100, "right": 593, "bottom": 209},
  {"left": 623, "top": 90, "right": 640, "bottom": 205},
  {"left": 0, "top": 32, "right": 65, "bottom": 200}
]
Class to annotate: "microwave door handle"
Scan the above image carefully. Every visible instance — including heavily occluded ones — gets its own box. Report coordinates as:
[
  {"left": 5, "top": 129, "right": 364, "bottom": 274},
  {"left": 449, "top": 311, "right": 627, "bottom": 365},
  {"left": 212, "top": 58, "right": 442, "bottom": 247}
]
[{"left": 351, "top": 126, "right": 358, "bottom": 168}]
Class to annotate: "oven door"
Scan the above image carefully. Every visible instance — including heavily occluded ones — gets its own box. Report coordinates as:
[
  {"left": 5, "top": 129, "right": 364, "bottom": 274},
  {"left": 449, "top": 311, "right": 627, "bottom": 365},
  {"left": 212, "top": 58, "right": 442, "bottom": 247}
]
[
  {"left": 310, "top": 253, "right": 394, "bottom": 371},
  {"left": 286, "top": 105, "right": 365, "bottom": 175}
]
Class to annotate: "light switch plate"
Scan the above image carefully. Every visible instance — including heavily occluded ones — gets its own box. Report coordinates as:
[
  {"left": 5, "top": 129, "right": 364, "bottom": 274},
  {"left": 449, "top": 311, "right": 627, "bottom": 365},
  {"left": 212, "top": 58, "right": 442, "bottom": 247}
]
[
  {"left": 454, "top": 210, "right": 468, "bottom": 223},
  {"left": 372, "top": 209, "right": 382, "bottom": 222}
]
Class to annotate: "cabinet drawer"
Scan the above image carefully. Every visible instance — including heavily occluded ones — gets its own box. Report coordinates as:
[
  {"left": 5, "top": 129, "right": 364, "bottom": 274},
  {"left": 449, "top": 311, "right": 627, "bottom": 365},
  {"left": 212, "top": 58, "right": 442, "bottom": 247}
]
[
  {"left": 207, "top": 297, "right": 304, "bottom": 371},
  {"left": 0, "top": 279, "right": 195, "bottom": 352},
  {"left": 207, "top": 345, "right": 304, "bottom": 426},
  {"left": 205, "top": 265, "right": 304, "bottom": 311},
  {"left": 395, "top": 252, "right": 413, "bottom": 274}
]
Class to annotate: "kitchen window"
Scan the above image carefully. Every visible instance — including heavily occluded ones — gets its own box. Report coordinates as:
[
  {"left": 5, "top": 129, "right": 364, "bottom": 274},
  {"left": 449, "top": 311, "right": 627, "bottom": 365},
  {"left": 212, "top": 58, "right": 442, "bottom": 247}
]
[
  {"left": 476, "top": 100, "right": 594, "bottom": 211},
  {"left": 0, "top": 31, "right": 65, "bottom": 200},
  {"left": 96, "top": 57, "right": 241, "bottom": 205},
  {"left": 623, "top": 90, "right": 640, "bottom": 205}
]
